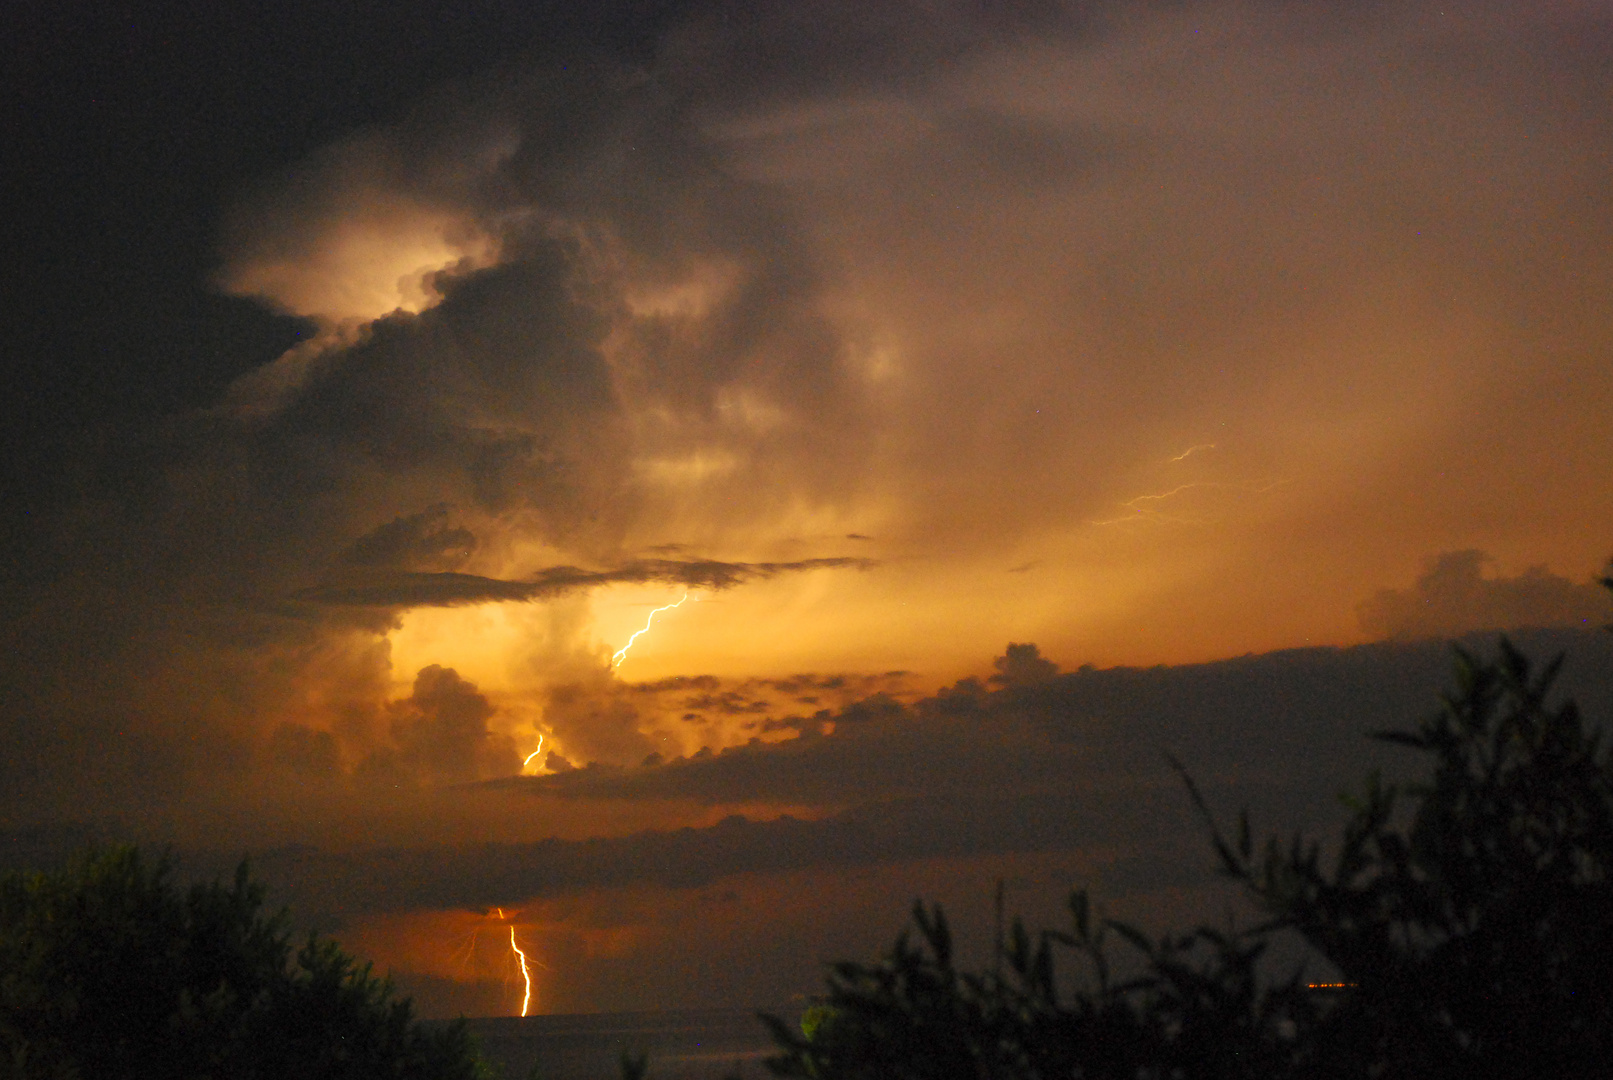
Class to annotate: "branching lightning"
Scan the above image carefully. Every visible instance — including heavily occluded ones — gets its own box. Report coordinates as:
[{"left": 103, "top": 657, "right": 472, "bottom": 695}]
[
  {"left": 445, "top": 907, "right": 547, "bottom": 1017},
  {"left": 448, "top": 927, "right": 482, "bottom": 976},
  {"left": 611, "top": 590, "right": 690, "bottom": 668},
  {"left": 1089, "top": 482, "right": 1215, "bottom": 525},
  {"left": 495, "top": 907, "right": 535, "bottom": 1017}
]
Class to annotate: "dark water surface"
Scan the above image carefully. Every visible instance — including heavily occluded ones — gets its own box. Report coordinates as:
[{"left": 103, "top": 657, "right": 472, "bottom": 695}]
[{"left": 457, "top": 1008, "right": 787, "bottom": 1080}]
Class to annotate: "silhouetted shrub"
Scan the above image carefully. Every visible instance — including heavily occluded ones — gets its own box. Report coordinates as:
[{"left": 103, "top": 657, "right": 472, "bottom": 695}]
[
  {"left": 0, "top": 846, "right": 485, "bottom": 1079},
  {"left": 764, "top": 635, "right": 1613, "bottom": 1079}
]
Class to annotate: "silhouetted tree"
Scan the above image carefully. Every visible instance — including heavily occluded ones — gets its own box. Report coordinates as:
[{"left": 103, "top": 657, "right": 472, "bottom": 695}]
[
  {"left": 0, "top": 846, "right": 485, "bottom": 1080},
  {"left": 1209, "top": 638, "right": 1613, "bottom": 1078},
  {"left": 766, "top": 588, "right": 1613, "bottom": 1078}
]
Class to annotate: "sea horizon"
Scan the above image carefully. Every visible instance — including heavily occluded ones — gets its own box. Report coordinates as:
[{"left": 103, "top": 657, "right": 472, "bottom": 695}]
[{"left": 446, "top": 1006, "right": 791, "bottom": 1080}]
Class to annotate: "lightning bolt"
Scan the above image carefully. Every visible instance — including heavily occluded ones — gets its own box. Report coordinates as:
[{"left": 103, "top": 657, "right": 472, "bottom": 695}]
[
  {"left": 1167, "top": 443, "right": 1215, "bottom": 462},
  {"left": 510, "top": 926, "right": 533, "bottom": 1017},
  {"left": 522, "top": 733, "right": 545, "bottom": 772},
  {"left": 1089, "top": 479, "right": 1287, "bottom": 526},
  {"left": 611, "top": 591, "right": 689, "bottom": 668},
  {"left": 494, "top": 907, "right": 535, "bottom": 1017},
  {"left": 1124, "top": 481, "right": 1214, "bottom": 506}
]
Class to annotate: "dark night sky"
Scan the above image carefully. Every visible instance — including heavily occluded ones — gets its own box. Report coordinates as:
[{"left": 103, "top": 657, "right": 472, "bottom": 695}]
[
  {"left": 2, "top": 1, "right": 680, "bottom": 506},
  {"left": 4, "top": 0, "right": 1612, "bottom": 1017}
]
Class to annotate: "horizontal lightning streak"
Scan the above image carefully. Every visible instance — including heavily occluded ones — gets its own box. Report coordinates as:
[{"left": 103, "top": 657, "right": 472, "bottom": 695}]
[
  {"left": 1167, "top": 443, "right": 1216, "bottom": 462},
  {"left": 1122, "top": 482, "right": 1215, "bottom": 507},
  {"left": 1089, "top": 479, "right": 1288, "bottom": 526}
]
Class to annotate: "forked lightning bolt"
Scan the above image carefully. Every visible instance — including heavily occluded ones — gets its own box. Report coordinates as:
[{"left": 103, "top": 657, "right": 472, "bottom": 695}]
[
  {"left": 611, "top": 591, "right": 689, "bottom": 668},
  {"left": 496, "top": 907, "right": 535, "bottom": 1017}
]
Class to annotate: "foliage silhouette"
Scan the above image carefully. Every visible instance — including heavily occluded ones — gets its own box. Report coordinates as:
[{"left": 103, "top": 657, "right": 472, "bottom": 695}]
[
  {"left": 0, "top": 846, "right": 485, "bottom": 1080},
  {"left": 764, "top": 622, "right": 1613, "bottom": 1077}
]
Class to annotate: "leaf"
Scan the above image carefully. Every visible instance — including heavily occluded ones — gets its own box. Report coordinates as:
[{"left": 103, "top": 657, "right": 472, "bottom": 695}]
[{"left": 1106, "top": 920, "right": 1155, "bottom": 958}]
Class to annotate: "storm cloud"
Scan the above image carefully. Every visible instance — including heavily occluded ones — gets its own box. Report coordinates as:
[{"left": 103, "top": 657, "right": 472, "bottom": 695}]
[
  {"left": 5, "top": 0, "right": 1612, "bottom": 1018},
  {"left": 1357, "top": 550, "right": 1613, "bottom": 641},
  {"left": 299, "top": 557, "right": 875, "bottom": 608},
  {"left": 142, "top": 627, "right": 1613, "bottom": 1014},
  {"left": 165, "top": 630, "right": 1613, "bottom": 915}
]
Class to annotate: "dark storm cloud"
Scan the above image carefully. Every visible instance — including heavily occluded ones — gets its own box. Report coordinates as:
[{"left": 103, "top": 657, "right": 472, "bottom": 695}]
[
  {"left": 264, "top": 724, "right": 343, "bottom": 779},
  {"left": 515, "top": 630, "right": 1613, "bottom": 808},
  {"left": 657, "top": 0, "right": 1109, "bottom": 109},
  {"left": 1357, "top": 551, "right": 1613, "bottom": 641},
  {"left": 0, "top": 22, "right": 894, "bottom": 829},
  {"left": 0, "top": 226, "right": 637, "bottom": 824},
  {"left": 186, "top": 629, "right": 1613, "bottom": 924},
  {"left": 255, "top": 240, "right": 629, "bottom": 524},
  {"left": 245, "top": 790, "right": 1200, "bottom": 928},
  {"left": 359, "top": 665, "right": 520, "bottom": 785},
  {"left": 298, "top": 557, "right": 875, "bottom": 608},
  {"left": 341, "top": 506, "right": 477, "bottom": 569}
]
